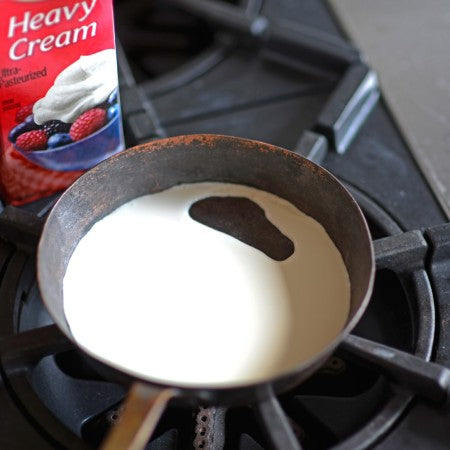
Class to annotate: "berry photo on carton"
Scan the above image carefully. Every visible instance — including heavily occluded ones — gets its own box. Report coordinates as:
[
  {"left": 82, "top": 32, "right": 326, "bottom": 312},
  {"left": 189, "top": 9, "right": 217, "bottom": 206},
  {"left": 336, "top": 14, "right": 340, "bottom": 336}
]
[
  {"left": 15, "top": 104, "right": 34, "bottom": 123},
  {"left": 15, "top": 130, "right": 48, "bottom": 151},
  {"left": 8, "top": 50, "right": 122, "bottom": 172},
  {"left": 70, "top": 108, "right": 106, "bottom": 141}
]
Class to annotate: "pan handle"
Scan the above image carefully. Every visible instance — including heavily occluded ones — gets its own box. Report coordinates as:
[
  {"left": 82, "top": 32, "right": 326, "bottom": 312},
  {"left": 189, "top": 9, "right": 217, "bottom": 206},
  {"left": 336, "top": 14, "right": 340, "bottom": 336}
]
[{"left": 100, "top": 382, "right": 177, "bottom": 450}]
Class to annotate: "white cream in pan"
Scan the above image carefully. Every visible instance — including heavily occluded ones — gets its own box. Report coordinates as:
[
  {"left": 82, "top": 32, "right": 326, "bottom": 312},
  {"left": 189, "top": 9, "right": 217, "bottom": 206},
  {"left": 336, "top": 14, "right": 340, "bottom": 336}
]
[{"left": 63, "top": 182, "right": 350, "bottom": 387}]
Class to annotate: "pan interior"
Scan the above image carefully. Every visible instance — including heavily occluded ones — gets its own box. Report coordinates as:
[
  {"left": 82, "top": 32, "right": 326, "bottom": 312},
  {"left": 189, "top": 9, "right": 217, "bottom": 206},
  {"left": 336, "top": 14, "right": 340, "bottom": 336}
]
[
  {"left": 38, "top": 135, "right": 374, "bottom": 389},
  {"left": 62, "top": 181, "right": 351, "bottom": 387}
]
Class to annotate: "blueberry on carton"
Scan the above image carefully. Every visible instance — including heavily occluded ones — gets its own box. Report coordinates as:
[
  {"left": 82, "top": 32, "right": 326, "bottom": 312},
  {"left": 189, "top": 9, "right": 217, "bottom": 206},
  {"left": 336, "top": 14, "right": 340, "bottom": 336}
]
[
  {"left": 48, "top": 133, "right": 72, "bottom": 149},
  {"left": 107, "top": 104, "right": 119, "bottom": 122},
  {"left": 108, "top": 88, "right": 118, "bottom": 105}
]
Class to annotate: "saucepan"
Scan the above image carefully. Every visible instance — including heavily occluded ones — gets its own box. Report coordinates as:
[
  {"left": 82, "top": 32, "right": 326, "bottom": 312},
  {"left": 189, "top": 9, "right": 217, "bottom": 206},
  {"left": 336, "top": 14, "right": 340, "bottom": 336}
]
[{"left": 37, "top": 134, "right": 374, "bottom": 449}]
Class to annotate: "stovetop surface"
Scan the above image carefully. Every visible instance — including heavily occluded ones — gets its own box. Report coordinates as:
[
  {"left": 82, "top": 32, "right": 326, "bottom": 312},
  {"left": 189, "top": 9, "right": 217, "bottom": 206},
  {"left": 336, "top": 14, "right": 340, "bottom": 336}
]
[
  {"left": 0, "top": 0, "right": 449, "bottom": 449},
  {"left": 116, "top": 0, "right": 445, "bottom": 230}
]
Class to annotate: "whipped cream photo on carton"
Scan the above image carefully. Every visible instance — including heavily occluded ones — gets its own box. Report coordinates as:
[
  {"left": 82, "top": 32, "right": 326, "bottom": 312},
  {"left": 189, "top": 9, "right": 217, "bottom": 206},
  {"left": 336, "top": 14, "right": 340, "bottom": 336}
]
[{"left": 0, "top": 0, "right": 124, "bottom": 205}]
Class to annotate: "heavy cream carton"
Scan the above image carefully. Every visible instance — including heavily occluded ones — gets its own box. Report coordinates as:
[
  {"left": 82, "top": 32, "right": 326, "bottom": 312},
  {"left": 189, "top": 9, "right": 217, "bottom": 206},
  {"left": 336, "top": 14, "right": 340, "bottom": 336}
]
[{"left": 0, "top": 0, "right": 124, "bottom": 205}]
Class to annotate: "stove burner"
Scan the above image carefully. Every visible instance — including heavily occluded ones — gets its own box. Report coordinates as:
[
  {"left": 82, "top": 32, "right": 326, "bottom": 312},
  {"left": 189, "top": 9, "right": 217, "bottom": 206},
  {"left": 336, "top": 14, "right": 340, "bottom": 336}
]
[
  {"left": 194, "top": 407, "right": 226, "bottom": 449},
  {"left": 113, "top": 0, "right": 221, "bottom": 82},
  {"left": 115, "top": 0, "right": 379, "bottom": 156},
  {"left": 0, "top": 188, "right": 443, "bottom": 449}
]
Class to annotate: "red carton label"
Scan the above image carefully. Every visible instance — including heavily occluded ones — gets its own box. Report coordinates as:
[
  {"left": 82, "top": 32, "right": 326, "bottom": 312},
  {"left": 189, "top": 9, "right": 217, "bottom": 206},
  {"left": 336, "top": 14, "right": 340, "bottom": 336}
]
[{"left": 0, "top": 0, "right": 123, "bottom": 205}]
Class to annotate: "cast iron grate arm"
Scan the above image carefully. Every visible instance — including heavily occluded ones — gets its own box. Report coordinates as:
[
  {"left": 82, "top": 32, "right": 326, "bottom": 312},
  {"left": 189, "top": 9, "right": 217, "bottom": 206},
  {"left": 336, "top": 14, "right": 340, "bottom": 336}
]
[
  {"left": 0, "top": 324, "right": 72, "bottom": 373},
  {"left": 340, "top": 231, "right": 450, "bottom": 405},
  {"left": 341, "top": 334, "right": 450, "bottom": 405},
  {"left": 0, "top": 206, "right": 45, "bottom": 253},
  {"left": 167, "top": 0, "right": 360, "bottom": 70},
  {"left": 254, "top": 388, "right": 303, "bottom": 450}
]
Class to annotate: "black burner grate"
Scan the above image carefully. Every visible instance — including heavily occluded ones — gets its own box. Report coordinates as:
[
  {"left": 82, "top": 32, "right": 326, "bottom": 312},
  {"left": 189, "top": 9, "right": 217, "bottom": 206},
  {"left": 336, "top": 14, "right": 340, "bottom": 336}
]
[
  {"left": 0, "top": 194, "right": 448, "bottom": 449},
  {"left": 115, "top": 0, "right": 379, "bottom": 159}
]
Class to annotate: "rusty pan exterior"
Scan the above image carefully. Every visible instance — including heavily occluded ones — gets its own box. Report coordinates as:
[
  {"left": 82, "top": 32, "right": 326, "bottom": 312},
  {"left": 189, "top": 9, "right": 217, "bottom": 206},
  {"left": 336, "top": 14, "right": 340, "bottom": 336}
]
[{"left": 37, "top": 134, "right": 374, "bottom": 406}]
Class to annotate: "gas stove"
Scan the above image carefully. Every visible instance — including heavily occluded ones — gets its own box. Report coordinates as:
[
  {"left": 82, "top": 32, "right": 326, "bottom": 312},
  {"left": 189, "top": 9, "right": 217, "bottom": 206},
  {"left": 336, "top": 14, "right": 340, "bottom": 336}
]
[{"left": 0, "top": 0, "right": 449, "bottom": 449}]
